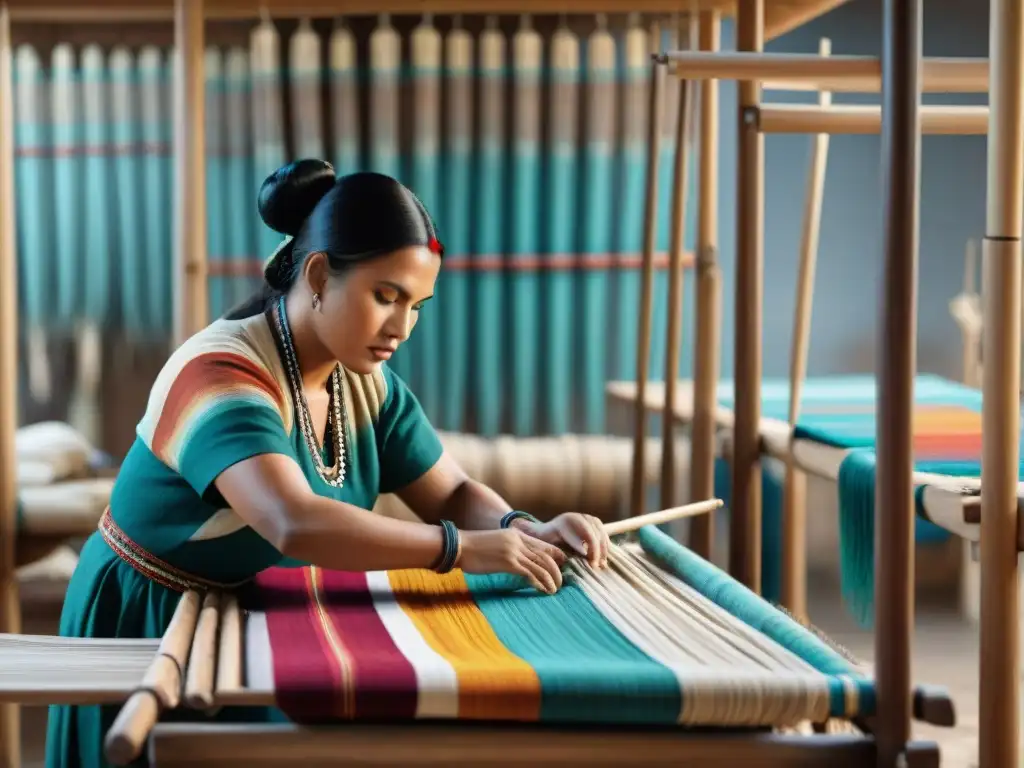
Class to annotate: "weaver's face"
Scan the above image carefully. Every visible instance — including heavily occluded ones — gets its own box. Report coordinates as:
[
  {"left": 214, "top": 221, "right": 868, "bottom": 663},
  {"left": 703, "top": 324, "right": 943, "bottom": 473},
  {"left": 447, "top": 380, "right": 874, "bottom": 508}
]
[{"left": 317, "top": 246, "right": 441, "bottom": 375}]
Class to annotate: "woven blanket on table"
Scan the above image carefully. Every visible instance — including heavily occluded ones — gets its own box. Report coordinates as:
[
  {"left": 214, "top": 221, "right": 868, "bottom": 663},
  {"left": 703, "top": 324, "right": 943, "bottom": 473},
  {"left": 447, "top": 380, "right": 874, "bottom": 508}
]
[{"left": 252, "top": 527, "right": 873, "bottom": 728}]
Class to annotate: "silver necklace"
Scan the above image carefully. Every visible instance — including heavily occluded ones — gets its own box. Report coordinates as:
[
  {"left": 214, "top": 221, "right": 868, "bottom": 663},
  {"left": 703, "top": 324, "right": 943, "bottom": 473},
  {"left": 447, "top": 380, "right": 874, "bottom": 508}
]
[{"left": 273, "top": 296, "right": 348, "bottom": 487}]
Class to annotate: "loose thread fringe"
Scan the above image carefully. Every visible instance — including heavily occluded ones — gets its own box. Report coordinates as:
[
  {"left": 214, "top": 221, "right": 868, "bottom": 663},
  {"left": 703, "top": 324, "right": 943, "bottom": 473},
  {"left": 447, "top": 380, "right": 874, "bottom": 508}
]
[{"left": 836, "top": 451, "right": 962, "bottom": 628}]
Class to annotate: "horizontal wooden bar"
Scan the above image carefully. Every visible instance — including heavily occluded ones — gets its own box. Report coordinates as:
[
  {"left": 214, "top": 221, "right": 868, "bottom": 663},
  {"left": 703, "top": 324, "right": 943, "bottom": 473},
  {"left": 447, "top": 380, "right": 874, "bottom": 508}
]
[
  {"left": 3, "top": 0, "right": 848, "bottom": 41},
  {"left": 662, "top": 52, "right": 989, "bottom": 93},
  {"left": 149, "top": 723, "right": 881, "bottom": 767},
  {"left": 754, "top": 104, "right": 988, "bottom": 135}
]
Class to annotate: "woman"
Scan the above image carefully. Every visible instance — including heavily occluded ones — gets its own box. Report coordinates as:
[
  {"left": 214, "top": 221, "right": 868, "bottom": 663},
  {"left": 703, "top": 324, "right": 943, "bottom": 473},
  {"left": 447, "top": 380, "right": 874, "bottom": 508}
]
[{"left": 46, "top": 160, "right": 611, "bottom": 767}]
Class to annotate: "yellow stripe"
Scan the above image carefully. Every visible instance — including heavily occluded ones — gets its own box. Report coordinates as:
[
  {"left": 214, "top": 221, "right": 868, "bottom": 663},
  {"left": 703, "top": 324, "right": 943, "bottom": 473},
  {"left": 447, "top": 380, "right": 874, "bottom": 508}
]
[
  {"left": 387, "top": 568, "right": 541, "bottom": 721},
  {"left": 307, "top": 566, "right": 356, "bottom": 718}
]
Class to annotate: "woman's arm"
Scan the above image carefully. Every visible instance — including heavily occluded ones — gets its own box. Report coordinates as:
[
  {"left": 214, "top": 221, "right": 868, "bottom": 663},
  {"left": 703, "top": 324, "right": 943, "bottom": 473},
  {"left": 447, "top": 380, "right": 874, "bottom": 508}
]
[
  {"left": 216, "top": 453, "right": 446, "bottom": 571},
  {"left": 395, "top": 452, "right": 528, "bottom": 531}
]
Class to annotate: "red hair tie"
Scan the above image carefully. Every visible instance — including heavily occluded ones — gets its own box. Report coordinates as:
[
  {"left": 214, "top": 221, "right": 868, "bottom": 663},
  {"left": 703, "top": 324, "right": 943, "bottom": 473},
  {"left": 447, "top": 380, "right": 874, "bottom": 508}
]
[{"left": 427, "top": 237, "right": 444, "bottom": 256}]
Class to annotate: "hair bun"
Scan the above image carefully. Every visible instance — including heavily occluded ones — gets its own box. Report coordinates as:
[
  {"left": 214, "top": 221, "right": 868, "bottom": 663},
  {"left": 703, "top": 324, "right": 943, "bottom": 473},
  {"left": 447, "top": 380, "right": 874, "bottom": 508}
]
[{"left": 258, "top": 159, "right": 336, "bottom": 237}]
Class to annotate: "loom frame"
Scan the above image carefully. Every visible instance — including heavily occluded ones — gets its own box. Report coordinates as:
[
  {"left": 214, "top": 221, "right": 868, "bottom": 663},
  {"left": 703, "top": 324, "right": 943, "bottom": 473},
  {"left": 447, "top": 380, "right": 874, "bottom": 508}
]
[{"left": 619, "top": 1, "right": 1022, "bottom": 766}]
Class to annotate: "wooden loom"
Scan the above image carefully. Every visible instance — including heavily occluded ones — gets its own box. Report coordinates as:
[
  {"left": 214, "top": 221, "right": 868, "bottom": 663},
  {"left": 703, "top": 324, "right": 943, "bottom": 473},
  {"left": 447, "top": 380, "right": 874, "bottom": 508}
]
[
  {"left": 0, "top": 1, "right": 995, "bottom": 768},
  {"left": 614, "top": 3, "right": 1022, "bottom": 767}
]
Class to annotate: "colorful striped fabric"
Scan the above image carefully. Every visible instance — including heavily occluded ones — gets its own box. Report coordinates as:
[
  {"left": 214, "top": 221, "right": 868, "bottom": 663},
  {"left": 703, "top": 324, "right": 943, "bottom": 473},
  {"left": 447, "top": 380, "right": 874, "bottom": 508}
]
[{"left": 253, "top": 527, "right": 873, "bottom": 728}]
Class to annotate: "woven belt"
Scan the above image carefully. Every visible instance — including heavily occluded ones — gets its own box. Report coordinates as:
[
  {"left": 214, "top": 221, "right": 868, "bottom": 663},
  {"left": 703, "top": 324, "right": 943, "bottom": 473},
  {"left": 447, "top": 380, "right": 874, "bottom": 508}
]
[{"left": 98, "top": 507, "right": 250, "bottom": 594}]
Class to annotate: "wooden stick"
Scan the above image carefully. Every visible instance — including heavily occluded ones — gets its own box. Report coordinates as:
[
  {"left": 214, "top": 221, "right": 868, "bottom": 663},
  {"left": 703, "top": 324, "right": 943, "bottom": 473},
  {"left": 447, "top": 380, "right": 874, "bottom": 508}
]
[
  {"left": 104, "top": 590, "right": 202, "bottom": 766},
  {"left": 660, "top": 14, "right": 698, "bottom": 513},
  {"left": 780, "top": 38, "right": 831, "bottom": 622},
  {"left": 629, "top": 40, "right": 666, "bottom": 519},
  {"left": 687, "top": 9, "right": 721, "bottom": 562},
  {"left": 172, "top": 0, "right": 208, "bottom": 346},
  {"left": 874, "top": 0, "right": 921, "bottom": 764},
  {"left": 0, "top": 6, "right": 20, "bottom": 767},
  {"left": 185, "top": 591, "right": 221, "bottom": 710},
  {"left": 756, "top": 104, "right": 988, "bottom": 135},
  {"left": 215, "top": 594, "right": 243, "bottom": 695},
  {"left": 606, "top": 499, "right": 724, "bottom": 537},
  {"left": 979, "top": 0, "right": 1024, "bottom": 763},
  {"left": 730, "top": 0, "right": 764, "bottom": 592},
  {"left": 661, "top": 51, "right": 989, "bottom": 93}
]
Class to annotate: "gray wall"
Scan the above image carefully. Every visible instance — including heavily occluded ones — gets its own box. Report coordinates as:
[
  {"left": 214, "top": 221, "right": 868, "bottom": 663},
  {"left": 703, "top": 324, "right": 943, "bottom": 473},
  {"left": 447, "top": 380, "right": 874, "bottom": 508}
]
[{"left": 691, "top": 0, "right": 989, "bottom": 382}]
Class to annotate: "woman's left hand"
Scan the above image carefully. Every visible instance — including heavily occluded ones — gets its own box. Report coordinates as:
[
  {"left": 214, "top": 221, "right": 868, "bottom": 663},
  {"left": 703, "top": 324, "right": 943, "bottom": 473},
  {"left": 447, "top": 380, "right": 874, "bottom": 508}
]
[{"left": 518, "top": 513, "right": 609, "bottom": 569}]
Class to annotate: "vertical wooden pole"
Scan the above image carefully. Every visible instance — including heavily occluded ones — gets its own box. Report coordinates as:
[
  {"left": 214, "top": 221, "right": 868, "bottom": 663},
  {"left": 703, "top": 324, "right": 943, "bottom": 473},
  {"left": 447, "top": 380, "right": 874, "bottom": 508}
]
[
  {"left": 0, "top": 6, "right": 20, "bottom": 767},
  {"left": 730, "top": 0, "right": 764, "bottom": 590},
  {"left": 660, "top": 15, "right": 698, "bottom": 511},
  {"left": 781, "top": 39, "right": 832, "bottom": 621},
  {"left": 875, "top": 0, "right": 921, "bottom": 764},
  {"left": 687, "top": 10, "right": 721, "bottom": 560},
  {"left": 629, "top": 42, "right": 666, "bottom": 519},
  {"left": 979, "top": 0, "right": 1023, "bottom": 764},
  {"left": 173, "top": 0, "right": 208, "bottom": 346}
]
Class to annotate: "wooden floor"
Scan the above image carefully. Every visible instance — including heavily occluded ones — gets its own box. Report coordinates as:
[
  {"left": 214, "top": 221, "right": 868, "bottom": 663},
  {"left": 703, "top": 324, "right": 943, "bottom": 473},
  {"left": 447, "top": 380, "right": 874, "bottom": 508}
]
[{"left": 12, "top": 565, "right": 993, "bottom": 768}]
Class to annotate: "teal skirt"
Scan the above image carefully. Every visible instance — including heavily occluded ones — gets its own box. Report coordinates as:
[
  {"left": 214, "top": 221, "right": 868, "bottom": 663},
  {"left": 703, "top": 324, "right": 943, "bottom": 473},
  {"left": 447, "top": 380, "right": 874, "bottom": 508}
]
[{"left": 45, "top": 533, "right": 284, "bottom": 768}]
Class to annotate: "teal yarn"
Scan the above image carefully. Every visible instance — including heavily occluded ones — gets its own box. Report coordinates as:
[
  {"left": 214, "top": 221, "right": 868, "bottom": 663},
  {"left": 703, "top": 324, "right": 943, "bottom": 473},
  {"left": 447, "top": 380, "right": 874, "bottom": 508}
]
[
  {"left": 636, "top": 525, "right": 875, "bottom": 718},
  {"left": 836, "top": 451, "right": 972, "bottom": 628}
]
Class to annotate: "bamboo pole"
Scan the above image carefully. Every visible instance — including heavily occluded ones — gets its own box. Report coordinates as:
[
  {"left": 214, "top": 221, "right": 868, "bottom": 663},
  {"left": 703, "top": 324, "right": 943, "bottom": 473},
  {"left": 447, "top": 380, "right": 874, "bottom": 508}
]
[
  {"left": 628, "top": 41, "right": 666, "bottom": 519},
  {"left": 687, "top": 9, "right": 721, "bottom": 561},
  {"left": 874, "top": 0, "right": 921, "bottom": 763},
  {"left": 0, "top": 6, "right": 20, "bottom": 767},
  {"left": 172, "top": 0, "right": 208, "bottom": 346},
  {"left": 978, "top": 0, "right": 1024, "bottom": 762},
  {"left": 661, "top": 51, "right": 989, "bottom": 93},
  {"left": 660, "top": 14, "right": 698, "bottom": 512},
  {"left": 756, "top": 104, "right": 988, "bottom": 135},
  {"left": 730, "top": 0, "right": 764, "bottom": 592},
  {"left": 780, "top": 39, "right": 831, "bottom": 623}
]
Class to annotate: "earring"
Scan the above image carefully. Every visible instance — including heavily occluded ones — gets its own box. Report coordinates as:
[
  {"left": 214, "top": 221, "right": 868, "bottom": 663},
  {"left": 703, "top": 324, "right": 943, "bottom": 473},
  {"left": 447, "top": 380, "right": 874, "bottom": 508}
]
[{"left": 311, "top": 293, "right": 322, "bottom": 312}]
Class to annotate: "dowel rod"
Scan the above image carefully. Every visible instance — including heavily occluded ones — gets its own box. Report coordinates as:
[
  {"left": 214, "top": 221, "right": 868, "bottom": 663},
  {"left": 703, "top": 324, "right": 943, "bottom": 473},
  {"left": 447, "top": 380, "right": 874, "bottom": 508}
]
[
  {"left": 687, "top": 9, "right": 721, "bottom": 561},
  {"left": 978, "top": 0, "right": 1024, "bottom": 762},
  {"left": 172, "top": 0, "right": 208, "bottom": 346},
  {"left": 780, "top": 38, "right": 831, "bottom": 622},
  {"left": 730, "top": 0, "right": 764, "bottom": 592},
  {"left": 756, "top": 104, "right": 988, "bottom": 135},
  {"left": 629, "top": 52, "right": 666, "bottom": 518},
  {"left": 662, "top": 52, "right": 989, "bottom": 93},
  {"left": 0, "top": 6, "right": 20, "bottom": 767},
  {"left": 874, "top": 0, "right": 921, "bottom": 764},
  {"left": 660, "top": 14, "right": 698, "bottom": 512}
]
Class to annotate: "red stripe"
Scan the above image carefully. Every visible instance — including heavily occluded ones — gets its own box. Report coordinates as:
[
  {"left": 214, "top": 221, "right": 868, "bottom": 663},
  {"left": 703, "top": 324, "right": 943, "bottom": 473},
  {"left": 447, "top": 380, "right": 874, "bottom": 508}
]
[
  {"left": 207, "top": 252, "right": 692, "bottom": 278},
  {"left": 912, "top": 433, "right": 983, "bottom": 462},
  {"left": 151, "top": 351, "right": 284, "bottom": 458},
  {"left": 255, "top": 567, "right": 343, "bottom": 723},
  {"left": 319, "top": 570, "right": 419, "bottom": 720}
]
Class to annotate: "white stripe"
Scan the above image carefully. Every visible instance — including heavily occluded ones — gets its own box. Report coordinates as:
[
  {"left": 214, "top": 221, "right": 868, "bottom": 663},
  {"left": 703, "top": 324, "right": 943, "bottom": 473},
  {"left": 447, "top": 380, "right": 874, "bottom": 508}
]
[
  {"left": 365, "top": 570, "right": 459, "bottom": 719},
  {"left": 244, "top": 611, "right": 275, "bottom": 694}
]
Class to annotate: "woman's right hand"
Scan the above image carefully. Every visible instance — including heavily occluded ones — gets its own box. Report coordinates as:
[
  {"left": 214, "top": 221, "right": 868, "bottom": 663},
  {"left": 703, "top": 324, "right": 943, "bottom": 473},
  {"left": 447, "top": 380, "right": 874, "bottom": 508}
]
[{"left": 457, "top": 529, "right": 567, "bottom": 594}]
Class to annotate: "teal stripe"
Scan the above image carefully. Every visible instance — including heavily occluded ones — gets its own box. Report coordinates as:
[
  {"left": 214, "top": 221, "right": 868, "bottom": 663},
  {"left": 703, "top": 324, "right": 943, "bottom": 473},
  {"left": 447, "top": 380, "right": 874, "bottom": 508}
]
[
  {"left": 637, "top": 525, "right": 875, "bottom": 718},
  {"left": 464, "top": 572, "right": 682, "bottom": 723}
]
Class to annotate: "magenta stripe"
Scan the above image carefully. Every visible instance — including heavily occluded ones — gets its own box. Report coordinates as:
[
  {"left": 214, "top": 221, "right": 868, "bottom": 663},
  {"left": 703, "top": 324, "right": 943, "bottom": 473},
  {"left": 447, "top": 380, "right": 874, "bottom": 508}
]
[
  {"left": 255, "top": 567, "right": 342, "bottom": 722},
  {"left": 319, "top": 570, "right": 420, "bottom": 719}
]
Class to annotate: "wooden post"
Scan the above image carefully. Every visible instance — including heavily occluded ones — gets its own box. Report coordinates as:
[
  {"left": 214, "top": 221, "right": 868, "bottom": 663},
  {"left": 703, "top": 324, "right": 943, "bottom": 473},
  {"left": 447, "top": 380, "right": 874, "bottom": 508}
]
[
  {"left": 780, "top": 39, "right": 832, "bottom": 621},
  {"left": 629, "top": 50, "right": 666, "bottom": 518},
  {"left": 730, "top": 0, "right": 764, "bottom": 590},
  {"left": 687, "top": 10, "right": 721, "bottom": 561},
  {"left": 874, "top": 0, "right": 921, "bottom": 764},
  {"left": 979, "top": 0, "right": 1023, "bottom": 764},
  {"left": 0, "top": 6, "right": 20, "bottom": 766},
  {"left": 173, "top": 0, "right": 208, "bottom": 346},
  {"left": 660, "top": 14, "right": 698, "bottom": 511}
]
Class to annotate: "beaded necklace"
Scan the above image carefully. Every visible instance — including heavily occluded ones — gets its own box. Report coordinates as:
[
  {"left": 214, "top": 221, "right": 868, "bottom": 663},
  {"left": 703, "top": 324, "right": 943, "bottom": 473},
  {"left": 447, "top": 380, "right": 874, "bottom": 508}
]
[{"left": 272, "top": 296, "right": 348, "bottom": 488}]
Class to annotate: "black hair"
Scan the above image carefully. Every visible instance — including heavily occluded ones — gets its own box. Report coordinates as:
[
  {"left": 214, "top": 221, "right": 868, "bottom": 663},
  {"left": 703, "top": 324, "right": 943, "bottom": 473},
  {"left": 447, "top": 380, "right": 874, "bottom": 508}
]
[{"left": 225, "top": 160, "right": 443, "bottom": 320}]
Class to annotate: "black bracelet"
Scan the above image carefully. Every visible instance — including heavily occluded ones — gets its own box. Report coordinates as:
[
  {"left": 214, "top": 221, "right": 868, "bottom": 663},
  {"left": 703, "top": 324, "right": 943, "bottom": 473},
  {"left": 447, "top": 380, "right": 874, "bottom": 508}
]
[
  {"left": 433, "top": 520, "right": 461, "bottom": 574},
  {"left": 500, "top": 511, "right": 539, "bottom": 530}
]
